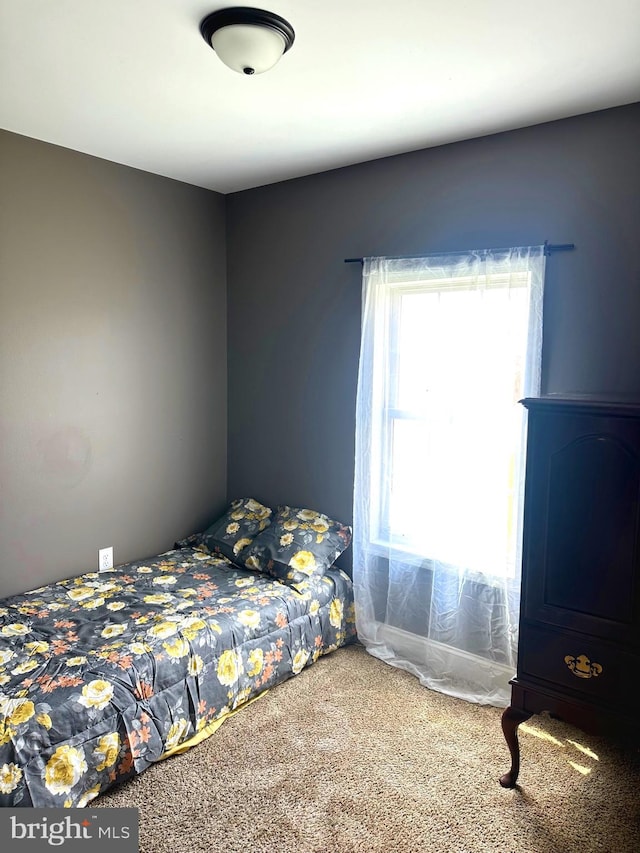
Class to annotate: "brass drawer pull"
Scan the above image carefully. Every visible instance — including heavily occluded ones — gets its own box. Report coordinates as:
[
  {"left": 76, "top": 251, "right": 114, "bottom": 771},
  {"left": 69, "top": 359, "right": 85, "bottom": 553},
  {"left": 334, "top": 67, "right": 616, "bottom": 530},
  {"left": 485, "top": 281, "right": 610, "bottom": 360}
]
[{"left": 564, "top": 654, "right": 603, "bottom": 678}]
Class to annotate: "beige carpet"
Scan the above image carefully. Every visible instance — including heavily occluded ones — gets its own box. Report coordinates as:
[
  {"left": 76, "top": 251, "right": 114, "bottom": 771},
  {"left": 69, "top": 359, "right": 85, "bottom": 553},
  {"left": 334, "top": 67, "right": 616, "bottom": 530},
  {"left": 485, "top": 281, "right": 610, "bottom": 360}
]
[{"left": 95, "top": 643, "right": 640, "bottom": 853}]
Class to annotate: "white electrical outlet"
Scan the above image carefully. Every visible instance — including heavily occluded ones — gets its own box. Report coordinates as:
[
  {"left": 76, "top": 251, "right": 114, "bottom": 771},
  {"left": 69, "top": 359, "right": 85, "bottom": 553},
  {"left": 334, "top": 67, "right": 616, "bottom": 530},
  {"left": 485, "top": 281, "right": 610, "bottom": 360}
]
[{"left": 98, "top": 546, "right": 114, "bottom": 572}]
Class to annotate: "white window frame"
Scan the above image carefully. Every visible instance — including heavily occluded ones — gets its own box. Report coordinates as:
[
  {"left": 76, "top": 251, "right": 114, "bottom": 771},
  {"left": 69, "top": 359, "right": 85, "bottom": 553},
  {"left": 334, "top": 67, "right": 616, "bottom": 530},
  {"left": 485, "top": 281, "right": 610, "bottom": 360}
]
[{"left": 368, "top": 270, "right": 531, "bottom": 576}]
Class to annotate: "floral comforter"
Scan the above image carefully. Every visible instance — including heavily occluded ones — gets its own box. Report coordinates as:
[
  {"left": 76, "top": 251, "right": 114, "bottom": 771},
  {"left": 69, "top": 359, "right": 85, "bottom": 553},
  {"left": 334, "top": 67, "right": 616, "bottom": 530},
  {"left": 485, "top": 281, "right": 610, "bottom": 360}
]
[{"left": 0, "top": 546, "right": 355, "bottom": 807}]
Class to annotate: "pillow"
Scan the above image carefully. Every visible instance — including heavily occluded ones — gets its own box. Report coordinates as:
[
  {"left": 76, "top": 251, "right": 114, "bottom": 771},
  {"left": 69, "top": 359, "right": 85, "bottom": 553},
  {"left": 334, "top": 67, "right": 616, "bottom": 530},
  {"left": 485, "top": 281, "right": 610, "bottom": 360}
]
[
  {"left": 198, "top": 497, "right": 273, "bottom": 563},
  {"left": 242, "top": 505, "right": 352, "bottom": 586}
]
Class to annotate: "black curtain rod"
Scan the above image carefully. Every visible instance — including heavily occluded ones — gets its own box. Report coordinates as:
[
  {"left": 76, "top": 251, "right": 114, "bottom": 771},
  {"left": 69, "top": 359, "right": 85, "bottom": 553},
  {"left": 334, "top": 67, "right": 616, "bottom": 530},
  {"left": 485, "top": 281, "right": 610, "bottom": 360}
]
[{"left": 344, "top": 241, "right": 575, "bottom": 264}]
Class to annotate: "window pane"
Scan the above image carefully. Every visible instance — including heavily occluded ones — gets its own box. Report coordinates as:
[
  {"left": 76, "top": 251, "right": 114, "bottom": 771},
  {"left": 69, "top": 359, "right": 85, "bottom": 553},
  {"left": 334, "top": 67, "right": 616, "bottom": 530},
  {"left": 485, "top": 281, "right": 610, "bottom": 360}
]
[
  {"left": 396, "top": 285, "right": 529, "bottom": 412},
  {"left": 389, "top": 415, "right": 519, "bottom": 575}
]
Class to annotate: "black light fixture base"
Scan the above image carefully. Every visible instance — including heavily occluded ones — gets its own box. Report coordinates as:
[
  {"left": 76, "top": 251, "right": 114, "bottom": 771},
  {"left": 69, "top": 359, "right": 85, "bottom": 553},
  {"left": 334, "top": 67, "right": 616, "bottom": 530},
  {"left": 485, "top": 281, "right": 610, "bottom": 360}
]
[{"left": 200, "top": 7, "right": 295, "bottom": 53}]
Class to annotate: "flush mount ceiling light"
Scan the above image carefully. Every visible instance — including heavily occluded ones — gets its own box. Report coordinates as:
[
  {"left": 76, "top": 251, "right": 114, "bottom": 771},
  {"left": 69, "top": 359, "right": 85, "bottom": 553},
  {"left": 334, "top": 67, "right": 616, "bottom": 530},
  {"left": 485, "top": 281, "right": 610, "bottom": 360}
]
[{"left": 200, "top": 7, "right": 295, "bottom": 76}]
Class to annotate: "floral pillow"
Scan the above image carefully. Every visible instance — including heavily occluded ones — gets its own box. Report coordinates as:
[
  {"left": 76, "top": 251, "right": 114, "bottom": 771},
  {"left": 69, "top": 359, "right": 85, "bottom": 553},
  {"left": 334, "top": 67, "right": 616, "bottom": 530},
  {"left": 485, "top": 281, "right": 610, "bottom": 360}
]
[
  {"left": 241, "top": 505, "right": 352, "bottom": 587},
  {"left": 197, "top": 497, "right": 273, "bottom": 563}
]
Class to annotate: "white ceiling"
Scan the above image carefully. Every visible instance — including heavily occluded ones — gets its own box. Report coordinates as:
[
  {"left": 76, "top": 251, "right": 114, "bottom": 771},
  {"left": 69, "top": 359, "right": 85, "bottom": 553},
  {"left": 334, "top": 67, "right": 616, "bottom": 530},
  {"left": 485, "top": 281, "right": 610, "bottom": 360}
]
[{"left": 1, "top": 1, "right": 639, "bottom": 194}]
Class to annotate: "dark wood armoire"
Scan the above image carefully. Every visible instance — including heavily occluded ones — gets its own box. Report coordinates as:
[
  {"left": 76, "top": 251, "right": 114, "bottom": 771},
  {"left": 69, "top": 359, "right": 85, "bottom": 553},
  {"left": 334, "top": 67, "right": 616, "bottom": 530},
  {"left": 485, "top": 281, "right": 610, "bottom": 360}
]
[{"left": 500, "top": 396, "right": 640, "bottom": 787}]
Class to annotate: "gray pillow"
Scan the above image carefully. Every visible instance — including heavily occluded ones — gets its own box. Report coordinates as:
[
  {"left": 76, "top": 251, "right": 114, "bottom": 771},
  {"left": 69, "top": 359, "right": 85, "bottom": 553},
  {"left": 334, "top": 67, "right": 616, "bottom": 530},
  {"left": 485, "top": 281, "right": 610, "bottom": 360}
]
[
  {"left": 241, "top": 505, "right": 352, "bottom": 586},
  {"left": 199, "top": 497, "right": 273, "bottom": 563}
]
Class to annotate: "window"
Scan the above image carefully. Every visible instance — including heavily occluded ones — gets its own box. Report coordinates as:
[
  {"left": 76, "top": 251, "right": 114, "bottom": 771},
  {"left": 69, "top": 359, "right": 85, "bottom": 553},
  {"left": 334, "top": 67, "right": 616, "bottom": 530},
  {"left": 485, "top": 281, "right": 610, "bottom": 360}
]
[{"left": 361, "top": 253, "right": 544, "bottom": 582}]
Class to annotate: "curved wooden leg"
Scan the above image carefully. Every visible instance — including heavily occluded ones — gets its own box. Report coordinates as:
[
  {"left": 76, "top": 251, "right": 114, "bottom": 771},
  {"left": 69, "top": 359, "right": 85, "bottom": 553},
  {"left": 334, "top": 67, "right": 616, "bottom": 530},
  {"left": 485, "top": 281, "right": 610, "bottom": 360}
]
[{"left": 499, "top": 705, "right": 532, "bottom": 788}]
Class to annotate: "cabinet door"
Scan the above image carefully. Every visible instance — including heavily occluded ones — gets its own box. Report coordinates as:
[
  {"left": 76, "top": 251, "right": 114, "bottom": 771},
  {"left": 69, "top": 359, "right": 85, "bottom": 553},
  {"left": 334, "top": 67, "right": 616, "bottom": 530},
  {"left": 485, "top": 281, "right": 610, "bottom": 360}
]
[{"left": 522, "top": 409, "right": 640, "bottom": 647}]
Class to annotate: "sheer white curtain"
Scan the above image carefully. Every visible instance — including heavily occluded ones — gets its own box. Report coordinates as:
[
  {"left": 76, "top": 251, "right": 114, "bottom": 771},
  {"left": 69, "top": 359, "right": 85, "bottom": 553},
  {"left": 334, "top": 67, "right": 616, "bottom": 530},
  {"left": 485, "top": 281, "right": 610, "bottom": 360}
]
[{"left": 353, "top": 246, "right": 545, "bottom": 706}]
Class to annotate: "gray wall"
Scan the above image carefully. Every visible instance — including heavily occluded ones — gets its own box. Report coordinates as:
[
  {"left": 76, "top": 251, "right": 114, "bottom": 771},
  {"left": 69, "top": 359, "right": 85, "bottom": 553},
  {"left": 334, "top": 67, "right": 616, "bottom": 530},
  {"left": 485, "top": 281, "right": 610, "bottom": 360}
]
[
  {"left": 226, "top": 103, "right": 640, "bottom": 565},
  {"left": 2, "top": 103, "right": 638, "bottom": 595},
  {"left": 0, "top": 131, "right": 228, "bottom": 598}
]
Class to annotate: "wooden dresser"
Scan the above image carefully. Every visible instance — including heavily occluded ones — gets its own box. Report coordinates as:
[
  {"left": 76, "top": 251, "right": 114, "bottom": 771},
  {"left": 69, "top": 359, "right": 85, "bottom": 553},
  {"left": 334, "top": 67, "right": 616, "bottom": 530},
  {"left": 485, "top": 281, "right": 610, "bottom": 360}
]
[{"left": 500, "top": 396, "right": 640, "bottom": 787}]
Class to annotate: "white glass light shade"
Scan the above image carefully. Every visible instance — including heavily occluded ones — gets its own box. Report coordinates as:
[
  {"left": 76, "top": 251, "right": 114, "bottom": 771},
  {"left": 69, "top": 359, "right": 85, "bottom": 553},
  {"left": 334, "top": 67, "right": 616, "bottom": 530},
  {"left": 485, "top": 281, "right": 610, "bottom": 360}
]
[{"left": 210, "top": 24, "right": 286, "bottom": 75}]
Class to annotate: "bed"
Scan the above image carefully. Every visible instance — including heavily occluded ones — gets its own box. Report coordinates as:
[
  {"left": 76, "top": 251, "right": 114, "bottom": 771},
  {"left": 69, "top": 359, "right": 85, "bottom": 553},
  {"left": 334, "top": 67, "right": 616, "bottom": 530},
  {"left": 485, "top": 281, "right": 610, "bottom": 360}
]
[{"left": 0, "top": 499, "right": 356, "bottom": 807}]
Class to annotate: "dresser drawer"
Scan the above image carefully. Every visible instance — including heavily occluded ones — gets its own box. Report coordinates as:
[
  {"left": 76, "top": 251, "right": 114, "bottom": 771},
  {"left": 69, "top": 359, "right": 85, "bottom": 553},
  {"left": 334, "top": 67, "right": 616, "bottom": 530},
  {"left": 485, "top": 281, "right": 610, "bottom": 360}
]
[{"left": 518, "top": 624, "right": 636, "bottom": 706}]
